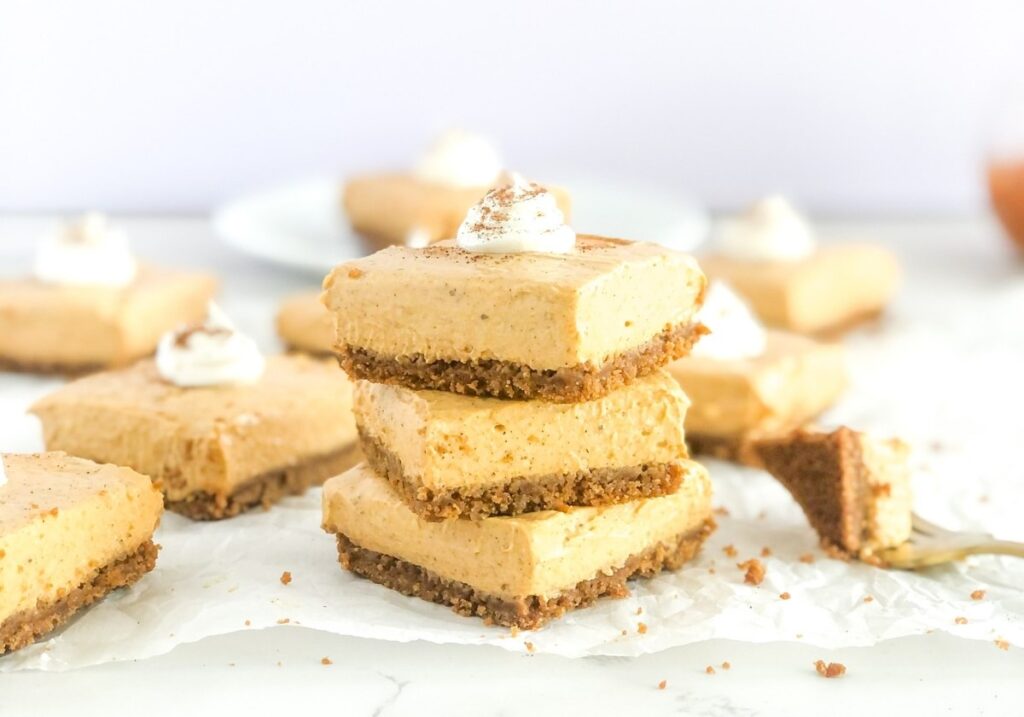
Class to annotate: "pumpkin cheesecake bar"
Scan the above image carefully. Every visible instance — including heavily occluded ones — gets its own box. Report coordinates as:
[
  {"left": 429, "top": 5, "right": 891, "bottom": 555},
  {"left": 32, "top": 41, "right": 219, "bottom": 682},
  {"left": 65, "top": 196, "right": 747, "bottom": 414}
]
[
  {"left": 323, "top": 461, "right": 713, "bottom": 629},
  {"left": 354, "top": 370, "right": 691, "bottom": 519},
  {"left": 700, "top": 196, "right": 899, "bottom": 335},
  {"left": 276, "top": 291, "right": 334, "bottom": 356},
  {"left": 670, "top": 331, "right": 846, "bottom": 463},
  {"left": 32, "top": 308, "right": 360, "bottom": 520},
  {"left": 323, "top": 236, "right": 707, "bottom": 403},
  {"left": 0, "top": 452, "right": 163, "bottom": 654},
  {"left": 754, "top": 427, "right": 912, "bottom": 561},
  {"left": 0, "top": 213, "right": 216, "bottom": 374}
]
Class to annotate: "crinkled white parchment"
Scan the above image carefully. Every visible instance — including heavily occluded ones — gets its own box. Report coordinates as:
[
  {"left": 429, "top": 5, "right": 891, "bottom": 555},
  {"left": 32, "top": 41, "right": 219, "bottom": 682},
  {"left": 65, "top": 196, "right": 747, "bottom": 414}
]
[{"left": 2, "top": 247, "right": 1024, "bottom": 672}]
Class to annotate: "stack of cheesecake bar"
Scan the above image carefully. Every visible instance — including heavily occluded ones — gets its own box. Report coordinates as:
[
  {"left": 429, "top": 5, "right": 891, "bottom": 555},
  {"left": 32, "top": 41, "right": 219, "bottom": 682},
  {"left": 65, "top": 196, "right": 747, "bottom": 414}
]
[{"left": 320, "top": 225, "right": 716, "bottom": 628}]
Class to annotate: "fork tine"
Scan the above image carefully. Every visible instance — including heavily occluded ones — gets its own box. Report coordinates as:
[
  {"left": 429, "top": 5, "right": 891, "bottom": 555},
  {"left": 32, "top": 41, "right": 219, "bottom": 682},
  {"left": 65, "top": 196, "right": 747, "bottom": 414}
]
[{"left": 911, "top": 513, "right": 951, "bottom": 537}]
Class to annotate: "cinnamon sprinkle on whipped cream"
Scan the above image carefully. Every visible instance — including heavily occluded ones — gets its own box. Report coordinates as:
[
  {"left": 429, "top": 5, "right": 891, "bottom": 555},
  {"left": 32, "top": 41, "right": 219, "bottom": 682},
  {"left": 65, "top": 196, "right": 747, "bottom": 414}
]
[
  {"left": 456, "top": 173, "right": 575, "bottom": 254},
  {"left": 157, "top": 303, "right": 264, "bottom": 387}
]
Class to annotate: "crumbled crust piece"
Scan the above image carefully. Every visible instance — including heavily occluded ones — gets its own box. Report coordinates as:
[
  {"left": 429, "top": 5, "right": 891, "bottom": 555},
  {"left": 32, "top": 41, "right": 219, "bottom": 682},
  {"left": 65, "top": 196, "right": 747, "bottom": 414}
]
[
  {"left": 954, "top": 617, "right": 967, "bottom": 625},
  {"left": 971, "top": 589, "right": 986, "bottom": 601},
  {"left": 814, "top": 660, "right": 847, "bottom": 678},
  {"left": 780, "top": 592, "right": 791, "bottom": 600},
  {"left": 723, "top": 544, "right": 738, "bottom": 558},
  {"left": 721, "top": 661, "right": 731, "bottom": 670},
  {"left": 658, "top": 680, "right": 667, "bottom": 690},
  {"left": 799, "top": 553, "right": 816, "bottom": 564},
  {"left": 995, "top": 639, "right": 1009, "bottom": 651},
  {"left": 280, "top": 571, "right": 292, "bottom": 585},
  {"left": 637, "top": 622, "right": 648, "bottom": 635},
  {"left": 321, "top": 657, "right": 332, "bottom": 665},
  {"left": 738, "top": 558, "right": 765, "bottom": 586},
  {"left": 705, "top": 666, "right": 716, "bottom": 675}
]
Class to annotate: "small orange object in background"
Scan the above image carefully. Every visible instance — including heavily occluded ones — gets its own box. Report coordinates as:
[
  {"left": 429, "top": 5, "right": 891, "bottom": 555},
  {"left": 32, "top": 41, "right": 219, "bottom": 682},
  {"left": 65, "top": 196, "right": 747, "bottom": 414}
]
[{"left": 988, "top": 159, "right": 1024, "bottom": 253}]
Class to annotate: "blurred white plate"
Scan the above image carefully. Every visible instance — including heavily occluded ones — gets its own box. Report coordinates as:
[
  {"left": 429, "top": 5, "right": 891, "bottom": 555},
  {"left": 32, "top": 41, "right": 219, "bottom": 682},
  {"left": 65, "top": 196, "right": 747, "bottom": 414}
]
[{"left": 212, "top": 176, "right": 708, "bottom": 275}]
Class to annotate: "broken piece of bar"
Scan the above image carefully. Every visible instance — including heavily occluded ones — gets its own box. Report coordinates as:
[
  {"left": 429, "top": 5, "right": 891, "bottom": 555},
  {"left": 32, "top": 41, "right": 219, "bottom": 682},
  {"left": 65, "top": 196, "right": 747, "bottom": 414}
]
[{"left": 754, "top": 427, "right": 912, "bottom": 561}]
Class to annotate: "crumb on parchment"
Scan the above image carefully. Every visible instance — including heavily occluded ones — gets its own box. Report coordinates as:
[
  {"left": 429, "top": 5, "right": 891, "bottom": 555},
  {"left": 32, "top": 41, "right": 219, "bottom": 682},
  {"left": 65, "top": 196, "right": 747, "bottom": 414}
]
[
  {"left": 657, "top": 680, "right": 667, "bottom": 690},
  {"left": 814, "top": 660, "right": 846, "bottom": 678},
  {"left": 971, "top": 589, "right": 986, "bottom": 601},
  {"left": 280, "top": 571, "right": 292, "bottom": 585},
  {"left": 705, "top": 665, "right": 716, "bottom": 675},
  {"left": 738, "top": 558, "right": 765, "bottom": 586}
]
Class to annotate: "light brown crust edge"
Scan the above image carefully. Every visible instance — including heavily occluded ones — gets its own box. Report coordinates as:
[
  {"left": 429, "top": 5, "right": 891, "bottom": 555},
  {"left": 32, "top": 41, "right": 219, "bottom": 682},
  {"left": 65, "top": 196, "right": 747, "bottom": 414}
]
[
  {"left": 333, "top": 518, "right": 715, "bottom": 630},
  {"left": 0, "top": 356, "right": 111, "bottom": 378},
  {"left": 166, "top": 442, "right": 363, "bottom": 521},
  {"left": 360, "top": 429, "right": 685, "bottom": 520},
  {"left": 0, "top": 540, "right": 159, "bottom": 655},
  {"left": 339, "top": 321, "right": 708, "bottom": 403}
]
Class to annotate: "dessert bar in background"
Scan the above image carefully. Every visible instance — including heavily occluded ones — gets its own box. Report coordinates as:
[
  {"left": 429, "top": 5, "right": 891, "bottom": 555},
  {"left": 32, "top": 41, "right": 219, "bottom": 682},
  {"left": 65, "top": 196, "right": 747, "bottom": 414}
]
[
  {"left": 276, "top": 291, "right": 335, "bottom": 356},
  {"left": 0, "top": 213, "right": 216, "bottom": 374},
  {"left": 699, "top": 196, "right": 900, "bottom": 335},
  {"left": 32, "top": 307, "right": 360, "bottom": 520},
  {"left": 669, "top": 282, "right": 847, "bottom": 464}
]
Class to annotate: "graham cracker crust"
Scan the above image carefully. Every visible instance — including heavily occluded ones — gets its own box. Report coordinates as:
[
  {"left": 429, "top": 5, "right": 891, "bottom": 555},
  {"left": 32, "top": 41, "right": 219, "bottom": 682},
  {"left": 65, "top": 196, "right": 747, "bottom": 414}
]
[
  {"left": 754, "top": 428, "right": 866, "bottom": 555},
  {"left": 339, "top": 321, "right": 707, "bottom": 403},
  {"left": 0, "top": 540, "right": 158, "bottom": 655},
  {"left": 166, "top": 441, "right": 363, "bottom": 521},
  {"left": 334, "top": 520, "right": 714, "bottom": 629},
  {"left": 0, "top": 356, "right": 109, "bottom": 378},
  {"left": 361, "top": 429, "right": 686, "bottom": 520}
]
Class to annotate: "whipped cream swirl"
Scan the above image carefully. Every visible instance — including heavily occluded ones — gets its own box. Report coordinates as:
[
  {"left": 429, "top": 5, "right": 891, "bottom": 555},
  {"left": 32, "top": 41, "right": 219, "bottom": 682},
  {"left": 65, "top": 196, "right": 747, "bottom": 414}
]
[
  {"left": 716, "top": 195, "right": 816, "bottom": 262},
  {"left": 33, "top": 212, "right": 138, "bottom": 287},
  {"left": 156, "top": 304, "right": 265, "bottom": 388},
  {"left": 413, "top": 129, "right": 503, "bottom": 188},
  {"left": 456, "top": 173, "right": 575, "bottom": 254},
  {"left": 691, "top": 281, "right": 767, "bottom": 360}
]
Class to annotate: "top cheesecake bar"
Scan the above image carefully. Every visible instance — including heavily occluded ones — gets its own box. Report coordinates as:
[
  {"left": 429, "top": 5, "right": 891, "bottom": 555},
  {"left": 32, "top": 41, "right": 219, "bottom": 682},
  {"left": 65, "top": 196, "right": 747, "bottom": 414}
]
[{"left": 322, "top": 236, "right": 707, "bottom": 402}]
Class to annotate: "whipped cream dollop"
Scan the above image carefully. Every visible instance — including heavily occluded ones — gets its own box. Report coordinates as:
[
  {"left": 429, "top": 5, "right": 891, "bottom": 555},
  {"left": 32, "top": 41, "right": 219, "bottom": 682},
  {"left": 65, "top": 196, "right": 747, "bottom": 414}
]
[
  {"left": 456, "top": 173, "right": 575, "bottom": 254},
  {"left": 156, "top": 304, "right": 265, "bottom": 388},
  {"left": 413, "top": 129, "right": 503, "bottom": 188},
  {"left": 691, "top": 281, "right": 768, "bottom": 360},
  {"left": 716, "top": 195, "right": 816, "bottom": 262},
  {"left": 33, "top": 212, "right": 138, "bottom": 287}
]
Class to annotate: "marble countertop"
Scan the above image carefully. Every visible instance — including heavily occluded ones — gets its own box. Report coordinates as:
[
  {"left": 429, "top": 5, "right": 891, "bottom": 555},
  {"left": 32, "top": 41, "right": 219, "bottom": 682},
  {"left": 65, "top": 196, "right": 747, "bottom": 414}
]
[{"left": 1, "top": 216, "right": 1022, "bottom": 716}]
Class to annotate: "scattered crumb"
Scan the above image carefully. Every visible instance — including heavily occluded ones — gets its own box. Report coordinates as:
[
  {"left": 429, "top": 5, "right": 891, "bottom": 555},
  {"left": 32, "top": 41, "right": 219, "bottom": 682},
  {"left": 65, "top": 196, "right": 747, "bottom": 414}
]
[
  {"left": 714, "top": 506, "right": 731, "bottom": 517},
  {"left": 636, "top": 606, "right": 643, "bottom": 615},
  {"left": 814, "top": 660, "right": 847, "bottom": 678},
  {"left": 780, "top": 592, "right": 791, "bottom": 600},
  {"left": 971, "top": 589, "right": 986, "bottom": 601},
  {"left": 621, "top": 629, "right": 628, "bottom": 636},
  {"left": 955, "top": 617, "right": 968, "bottom": 625},
  {"left": 738, "top": 558, "right": 765, "bottom": 586},
  {"left": 863, "top": 595, "right": 874, "bottom": 603},
  {"left": 995, "top": 639, "right": 1009, "bottom": 651},
  {"left": 509, "top": 626, "right": 520, "bottom": 637},
  {"left": 723, "top": 544, "right": 738, "bottom": 558},
  {"left": 637, "top": 622, "right": 648, "bottom": 635},
  {"left": 321, "top": 657, "right": 332, "bottom": 666},
  {"left": 276, "top": 618, "right": 290, "bottom": 625},
  {"left": 524, "top": 641, "right": 535, "bottom": 653},
  {"left": 705, "top": 666, "right": 716, "bottom": 675},
  {"left": 761, "top": 546, "right": 773, "bottom": 557},
  {"left": 707, "top": 566, "right": 716, "bottom": 575},
  {"left": 799, "top": 553, "right": 815, "bottom": 564},
  {"left": 658, "top": 680, "right": 667, "bottom": 690},
  {"left": 280, "top": 571, "right": 292, "bottom": 586},
  {"left": 244, "top": 619, "right": 251, "bottom": 627},
  {"left": 721, "top": 661, "right": 731, "bottom": 670}
]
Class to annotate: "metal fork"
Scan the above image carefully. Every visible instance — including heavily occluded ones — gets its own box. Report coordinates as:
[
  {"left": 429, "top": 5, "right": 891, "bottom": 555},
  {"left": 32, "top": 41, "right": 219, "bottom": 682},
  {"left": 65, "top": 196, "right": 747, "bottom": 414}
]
[{"left": 878, "top": 513, "right": 1024, "bottom": 569}]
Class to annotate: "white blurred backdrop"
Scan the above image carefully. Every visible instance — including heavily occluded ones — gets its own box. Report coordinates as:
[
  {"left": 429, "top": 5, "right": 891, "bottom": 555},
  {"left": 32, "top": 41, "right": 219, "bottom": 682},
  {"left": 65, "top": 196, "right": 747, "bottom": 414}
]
[{"left": 1, "top": 0, "right": 1023, "bottom": 215}]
